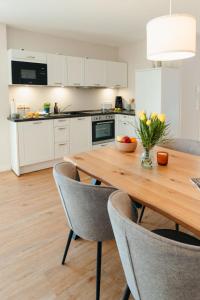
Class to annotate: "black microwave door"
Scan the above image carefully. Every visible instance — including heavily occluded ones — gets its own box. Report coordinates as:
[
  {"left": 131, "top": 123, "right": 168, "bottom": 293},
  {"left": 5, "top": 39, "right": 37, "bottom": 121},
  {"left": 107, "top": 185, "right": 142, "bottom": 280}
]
[{"left": 11, "top": 61, "right": 47, "bottom": 85}]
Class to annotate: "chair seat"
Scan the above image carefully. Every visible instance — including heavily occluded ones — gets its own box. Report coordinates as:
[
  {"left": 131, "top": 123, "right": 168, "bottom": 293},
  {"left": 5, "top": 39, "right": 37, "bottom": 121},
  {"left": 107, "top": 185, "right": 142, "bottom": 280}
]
[{"left": 153, "top": 229, "right": 200, "bottom": 246}]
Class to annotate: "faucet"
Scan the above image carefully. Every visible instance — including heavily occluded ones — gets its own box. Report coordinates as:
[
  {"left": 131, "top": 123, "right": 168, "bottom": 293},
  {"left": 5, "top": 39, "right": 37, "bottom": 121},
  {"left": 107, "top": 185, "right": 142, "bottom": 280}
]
[{"left": 59, "top": 104, "right": 72, "bottom": 113}]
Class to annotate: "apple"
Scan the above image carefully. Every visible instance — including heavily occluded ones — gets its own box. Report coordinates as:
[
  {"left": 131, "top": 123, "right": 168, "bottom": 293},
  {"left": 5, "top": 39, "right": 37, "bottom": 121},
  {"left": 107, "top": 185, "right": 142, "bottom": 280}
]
[{"left": 121, "top": 136, "right": 131, "bottom": 143}]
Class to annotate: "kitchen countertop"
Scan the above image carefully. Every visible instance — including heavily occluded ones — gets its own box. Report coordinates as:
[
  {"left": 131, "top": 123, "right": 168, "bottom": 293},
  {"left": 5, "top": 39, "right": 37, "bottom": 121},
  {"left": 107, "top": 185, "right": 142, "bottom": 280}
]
[{"left": 8, "top": 109, "right": 135, "bottom": 122}]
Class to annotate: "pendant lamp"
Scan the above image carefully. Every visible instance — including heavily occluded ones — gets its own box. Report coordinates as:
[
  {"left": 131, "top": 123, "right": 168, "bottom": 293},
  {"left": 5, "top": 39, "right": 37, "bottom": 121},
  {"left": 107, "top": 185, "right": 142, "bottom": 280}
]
[{"left": 147, "top": 0, "right": 196, "bottom": 61}]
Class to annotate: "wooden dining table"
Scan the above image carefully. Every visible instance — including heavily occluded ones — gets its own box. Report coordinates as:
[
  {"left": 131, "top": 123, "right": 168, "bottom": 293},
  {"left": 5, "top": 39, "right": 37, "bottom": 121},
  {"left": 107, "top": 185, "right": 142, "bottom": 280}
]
[{"left": 64, "top": 145, "right": 200, "bottom": 237}]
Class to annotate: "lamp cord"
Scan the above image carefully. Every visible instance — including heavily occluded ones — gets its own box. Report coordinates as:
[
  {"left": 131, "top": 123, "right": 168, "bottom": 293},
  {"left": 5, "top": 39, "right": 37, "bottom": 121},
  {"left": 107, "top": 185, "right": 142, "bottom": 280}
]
[{"left": 169, "top": 0, "right": 172, "bottom": 15}]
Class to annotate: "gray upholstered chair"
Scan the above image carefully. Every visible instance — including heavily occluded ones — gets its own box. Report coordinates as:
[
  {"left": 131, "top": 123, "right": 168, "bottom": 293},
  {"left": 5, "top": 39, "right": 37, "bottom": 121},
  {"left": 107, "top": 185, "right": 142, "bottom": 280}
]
[
  {"left": 108, "top": 190, "right": 200, "bottom": 300},
  {"left": 162, "top": 138, "right": 200, "bottom": 155},
  {"left": 53, "top": 162, "right": 119, "bottom": 300},
  {"left": 139, "top": 138, "right": 200, "bottom": 226}
]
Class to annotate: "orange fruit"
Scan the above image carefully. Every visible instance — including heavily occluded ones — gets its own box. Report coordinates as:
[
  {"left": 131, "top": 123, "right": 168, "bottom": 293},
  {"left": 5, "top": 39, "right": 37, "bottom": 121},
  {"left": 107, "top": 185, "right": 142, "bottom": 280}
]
[{"left": 130, "top": 137, "right": 137, "bottom": 143}]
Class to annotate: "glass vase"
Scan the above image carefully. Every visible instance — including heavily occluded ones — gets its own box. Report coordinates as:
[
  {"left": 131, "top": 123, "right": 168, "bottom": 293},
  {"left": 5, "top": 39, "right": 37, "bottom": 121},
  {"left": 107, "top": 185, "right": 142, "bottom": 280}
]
[{"left": 141, "top": 147, "right": 153, "bottom": 168}]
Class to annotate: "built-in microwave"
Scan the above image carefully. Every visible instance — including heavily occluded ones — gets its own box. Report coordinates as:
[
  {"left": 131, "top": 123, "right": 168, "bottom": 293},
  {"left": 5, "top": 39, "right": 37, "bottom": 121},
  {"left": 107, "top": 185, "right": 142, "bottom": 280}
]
[{"left": 11, "top": 60, "right": 47, "bottom": 85}]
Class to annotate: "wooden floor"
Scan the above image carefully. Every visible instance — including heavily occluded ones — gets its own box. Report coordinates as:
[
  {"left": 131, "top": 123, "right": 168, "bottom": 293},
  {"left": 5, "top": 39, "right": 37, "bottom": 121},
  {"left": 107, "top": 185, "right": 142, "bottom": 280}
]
[{"left": 0, "top": 168, "right": 182, "bottom": 300}]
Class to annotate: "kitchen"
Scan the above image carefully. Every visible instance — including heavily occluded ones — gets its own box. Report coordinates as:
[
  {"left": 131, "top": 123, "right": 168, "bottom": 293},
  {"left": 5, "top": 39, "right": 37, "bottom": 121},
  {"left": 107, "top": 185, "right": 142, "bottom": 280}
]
[
  {"left": 8, "top": 48, "right": 137, "bottom": 175},
  {"left": 1, "top": 1, "right": 200, "bottom": 300}
]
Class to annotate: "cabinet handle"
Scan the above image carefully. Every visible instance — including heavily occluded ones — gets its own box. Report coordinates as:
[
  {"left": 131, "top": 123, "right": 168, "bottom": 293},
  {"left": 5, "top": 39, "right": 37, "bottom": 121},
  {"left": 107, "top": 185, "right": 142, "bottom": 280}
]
[
  {"left": 33, "top": 121, "right": 43, "bottom": 124},
  {"left": 77, "top": 117, "right": 86, "bottom": 120},
  {"left": 57, "top": 119, "right": 66, "bottom": 122},
  {"left": 114, "top": 84, "right": 120, "bottom": 87},
  {"left": 58, "top": 127, "right": 66, "bottom": 130},
  {"left": 59, "top": 143, "right": 66, "bottom": 146},
  {"left": 27, "top": 56, "right": 36, "bottom": 59},
  {"left": 54, "top": 82, "right": 62, "bottom": 85}
]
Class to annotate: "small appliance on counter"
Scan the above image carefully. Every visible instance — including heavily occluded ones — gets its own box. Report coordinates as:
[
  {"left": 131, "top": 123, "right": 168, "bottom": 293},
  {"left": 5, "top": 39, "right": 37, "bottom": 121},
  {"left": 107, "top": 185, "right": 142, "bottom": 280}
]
[
  {"left": 115, "top": 96, "right": 123, "bottom": 109},
  {"left": 101, "top": 102, "right": 112, "bottom": 112}
]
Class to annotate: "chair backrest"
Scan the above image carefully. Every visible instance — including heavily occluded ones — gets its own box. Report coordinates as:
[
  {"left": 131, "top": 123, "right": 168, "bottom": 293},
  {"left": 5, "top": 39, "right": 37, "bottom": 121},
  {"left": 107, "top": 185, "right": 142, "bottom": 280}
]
[
  {"left": 53, "top": 162, "right": 116, "bottom": 241},
  {"left": 108, "top": 190, "right": 200, "bottom": 300},
  {"left": 162, "top": 138, "right": 200, "bottom": 156}
]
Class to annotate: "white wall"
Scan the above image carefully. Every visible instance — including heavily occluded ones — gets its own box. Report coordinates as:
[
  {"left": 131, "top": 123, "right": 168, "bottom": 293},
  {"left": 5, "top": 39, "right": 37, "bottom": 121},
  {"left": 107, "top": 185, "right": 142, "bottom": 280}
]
[
  {"left": 118, "top": 39, "right": 200, "bottom": 140},
  {"left": 7, "top": 27, "right": 118, "bottom": 60},
  {"left": 0, "top": 24, "right": 10, "bottom": 171},
  {"left": 9, "top": 86, "right": 117, "bottom": 112}
]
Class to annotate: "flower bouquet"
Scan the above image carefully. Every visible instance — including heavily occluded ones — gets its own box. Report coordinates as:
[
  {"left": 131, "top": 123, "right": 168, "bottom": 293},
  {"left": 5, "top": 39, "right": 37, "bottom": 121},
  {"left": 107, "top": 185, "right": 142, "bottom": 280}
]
[{"left": 136, "top": 111, "right": 170, "bottom": 168}]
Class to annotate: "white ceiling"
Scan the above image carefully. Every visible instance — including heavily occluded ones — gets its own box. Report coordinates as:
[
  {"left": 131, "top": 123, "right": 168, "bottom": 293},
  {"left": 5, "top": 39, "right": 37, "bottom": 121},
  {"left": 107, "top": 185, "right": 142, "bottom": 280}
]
[{"left": 0, "top": 0, "right": 199, "bottom": 46}]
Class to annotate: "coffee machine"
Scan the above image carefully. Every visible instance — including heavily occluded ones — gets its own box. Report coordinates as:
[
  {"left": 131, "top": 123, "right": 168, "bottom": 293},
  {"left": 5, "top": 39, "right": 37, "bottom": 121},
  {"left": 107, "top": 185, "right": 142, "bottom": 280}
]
[{"left": 115, "top": 96, "right": 123, "bottom": 109}]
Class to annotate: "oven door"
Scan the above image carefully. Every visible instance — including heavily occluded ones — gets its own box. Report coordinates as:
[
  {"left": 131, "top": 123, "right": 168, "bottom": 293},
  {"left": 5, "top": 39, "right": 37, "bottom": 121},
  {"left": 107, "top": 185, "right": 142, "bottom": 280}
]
[
  {"left": 92, "top": 120, "right": 115, "bottom": 144},
  {"left": 11, "top": 61, "right": 47, "bottom": 85}
]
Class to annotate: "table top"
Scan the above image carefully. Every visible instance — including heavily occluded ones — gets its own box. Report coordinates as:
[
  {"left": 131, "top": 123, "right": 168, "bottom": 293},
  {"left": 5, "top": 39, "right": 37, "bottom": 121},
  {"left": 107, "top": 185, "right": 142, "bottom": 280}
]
[{"left": 65, "top": 146, "right": 200, "bottom": 237}]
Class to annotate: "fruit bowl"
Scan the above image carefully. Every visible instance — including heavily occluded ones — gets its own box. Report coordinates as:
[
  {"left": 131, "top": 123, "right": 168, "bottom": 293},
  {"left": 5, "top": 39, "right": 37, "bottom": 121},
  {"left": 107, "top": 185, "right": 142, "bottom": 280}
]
[{"left": 115, "top": 136, "right": 137, "bottom": 153}]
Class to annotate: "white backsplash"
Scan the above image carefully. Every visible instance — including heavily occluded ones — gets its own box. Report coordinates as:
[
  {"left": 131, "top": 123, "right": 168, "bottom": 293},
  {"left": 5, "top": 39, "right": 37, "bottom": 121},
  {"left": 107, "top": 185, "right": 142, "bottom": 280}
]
[{"left": 9, "top": 86, "right": 118, "bottom": 113}]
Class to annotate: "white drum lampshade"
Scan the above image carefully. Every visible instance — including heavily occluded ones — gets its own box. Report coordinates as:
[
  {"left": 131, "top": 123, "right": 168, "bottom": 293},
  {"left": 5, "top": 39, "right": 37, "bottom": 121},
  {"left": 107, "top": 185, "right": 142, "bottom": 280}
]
[{"left": 147, "top": 14, "right": 196, "bottom": 61}]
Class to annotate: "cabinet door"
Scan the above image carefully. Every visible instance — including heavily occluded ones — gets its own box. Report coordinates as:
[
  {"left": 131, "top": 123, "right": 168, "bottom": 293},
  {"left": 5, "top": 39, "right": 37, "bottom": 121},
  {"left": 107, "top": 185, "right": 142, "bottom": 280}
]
[
  {"left": 106, "top": 61, "right": 127, "bottom": 88},
  {"left": 47, "top": 54, "right": 67, "bottom": 86},
  {"left": 70, "top": 117, "right": 92, "bottom": 154},
  {"left": 55, "top": 143, "right": 70, "bottom": 159},
  {"left": 67, "top": 56, "right": 84, "bottom": 86},
  {"left": 19, "top": 120, "right": 54, "bottom": 166},
  {"left": 116, "top": 115, "right": 136, "bottom": 137},
  {"left": 84, "top": 58, "right": 106, "bottom": 87}
]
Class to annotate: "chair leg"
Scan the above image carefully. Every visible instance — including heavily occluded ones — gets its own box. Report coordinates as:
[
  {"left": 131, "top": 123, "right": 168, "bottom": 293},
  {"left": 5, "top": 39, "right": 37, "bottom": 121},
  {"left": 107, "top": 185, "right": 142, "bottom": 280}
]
[
  {"left": 96, "top": 241, "right": 102, "bottom": 300},
  {"left": 72, "top": 233, "right": 80, "bottom": 240},
  {"left": 121, "top": 284, "right": 131, "bottom": 300},
  {"left": 62, "top": 229, "right": 73, "bottom": 265},
  {"left": 138, "top": 206, "right": 146, "bottom": 223},
  {"left": 175, "top": 223, "right": 179, "bottom": 232}
]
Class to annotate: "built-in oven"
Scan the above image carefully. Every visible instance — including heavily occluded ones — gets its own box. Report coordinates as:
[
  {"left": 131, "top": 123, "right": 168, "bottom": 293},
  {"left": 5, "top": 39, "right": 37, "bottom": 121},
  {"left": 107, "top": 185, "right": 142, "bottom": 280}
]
[
  {"left": 11, "top": 61, "right": 47, "bottom": 85},
  {"left": 92, "top": 114, "right": 115, "bottom": 145}
]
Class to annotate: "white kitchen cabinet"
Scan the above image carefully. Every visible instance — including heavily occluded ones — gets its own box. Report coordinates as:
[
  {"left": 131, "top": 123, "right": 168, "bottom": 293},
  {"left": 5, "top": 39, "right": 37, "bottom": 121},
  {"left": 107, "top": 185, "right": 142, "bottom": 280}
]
[
  {"left": 47, "top": 54, "right": 67, "bottom": 86},
  {"left": 135, "top": 68, "right": 181, "bottom": 137},
  {"left": 106, "top": 61, "right": 127, "bottom": 88},
  {"left": 84, "top": 58, "right": 106, "bottom": 87},
  {"left": 18, "top": 120, "right": 54, "bottom": 166},
  {"left": 54, "top": 143, "right": 70, "bottom": 159},
  {"left": 54, "top": 119, "right": 70, "bottom": 159},
  {"left": 115, "top": 115, "right": 136, "bottom": 137},
  {"left": 8, "top": 49, "right": 46, "bottom": 63},
  {"left": 70, "top": 117, "right": 92, "bottom": 154},
  {"left": 67, "top": 56, "right": 84, "bottom": 86}
]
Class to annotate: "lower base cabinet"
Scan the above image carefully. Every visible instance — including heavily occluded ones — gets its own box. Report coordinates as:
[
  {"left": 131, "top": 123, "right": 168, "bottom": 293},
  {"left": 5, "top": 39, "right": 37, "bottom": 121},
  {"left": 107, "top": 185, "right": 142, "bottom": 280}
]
[
  {"left": 54, "top": 143, "right": 70, "bottom": 159},
  {"left": 115, "top": 115, "right": 136, "bottom": 137},
  {"left": 18, "top": 120, "right": 54, "bottom": 166},
  {"left": 70, "top": 117, "right": 92, "bottom": 154},
  {"left": 10, "top": 116, "right": 92, "bottom": 175}
]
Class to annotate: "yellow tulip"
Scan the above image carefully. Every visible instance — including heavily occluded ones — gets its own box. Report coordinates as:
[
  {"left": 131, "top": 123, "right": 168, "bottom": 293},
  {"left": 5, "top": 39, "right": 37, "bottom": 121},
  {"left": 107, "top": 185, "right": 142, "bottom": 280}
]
[
  {"left": 151, "top": 112, "right": 157, "bottom": 119},
  {"left": 140, "top": 114, "right": 146, "bottom": 121},
  {"left": 137, "top": 110, "right": 145, "bottom": 118},
  {"left": 146, "top": 119, "right": 151, "bottom": 126},
  {"left": 158, "top": 113, "right": 166, "bottom": 122}
]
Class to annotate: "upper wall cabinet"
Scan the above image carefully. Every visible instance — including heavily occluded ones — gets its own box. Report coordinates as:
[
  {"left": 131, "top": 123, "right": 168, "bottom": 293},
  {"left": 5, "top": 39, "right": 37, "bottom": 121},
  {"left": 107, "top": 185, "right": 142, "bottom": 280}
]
[
  {"left": 8, "top": 49, "right": 128, "bottom": 88},
  {"left": 8, "top": 49, "right": 46, "bottom": 63},
  {"left": 67, "top": 56, "right": 84, "bottom": 87},
  {"left": 47, "top": 54, "right": 67, "bottom": 86},
  {"left": 84, "top": 58, "right": 106, "bottom": 87},
  {"left": 106, "top": 61, "right": 127, "bottom": 88}
]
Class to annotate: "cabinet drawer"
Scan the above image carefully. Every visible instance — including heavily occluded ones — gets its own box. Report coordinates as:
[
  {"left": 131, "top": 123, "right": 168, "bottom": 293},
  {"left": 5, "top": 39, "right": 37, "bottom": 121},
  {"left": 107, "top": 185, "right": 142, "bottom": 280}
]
[
  {"left": 54, "top": 126, "right": 70, "bottom": 142},
  {"left": 54, "top": 118, "right": 70, "bottom": 127},
  {"left": 55, "top": 143, "right": 69, "bottom": 159}
]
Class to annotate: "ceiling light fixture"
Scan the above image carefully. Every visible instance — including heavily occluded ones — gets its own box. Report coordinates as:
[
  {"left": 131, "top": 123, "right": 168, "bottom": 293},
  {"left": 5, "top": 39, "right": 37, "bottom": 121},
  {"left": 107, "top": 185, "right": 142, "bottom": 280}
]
[{"left": 146, "top": 0, "right": 196, "bottom": 61}]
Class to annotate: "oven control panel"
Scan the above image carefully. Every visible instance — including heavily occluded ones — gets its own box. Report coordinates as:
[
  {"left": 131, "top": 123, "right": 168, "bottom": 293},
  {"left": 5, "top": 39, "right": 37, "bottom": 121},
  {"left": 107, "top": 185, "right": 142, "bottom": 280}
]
[{"left": 91, "top": 114, "right": 115, "bottom": 122}]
